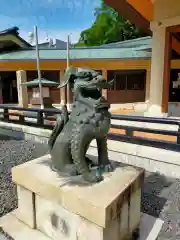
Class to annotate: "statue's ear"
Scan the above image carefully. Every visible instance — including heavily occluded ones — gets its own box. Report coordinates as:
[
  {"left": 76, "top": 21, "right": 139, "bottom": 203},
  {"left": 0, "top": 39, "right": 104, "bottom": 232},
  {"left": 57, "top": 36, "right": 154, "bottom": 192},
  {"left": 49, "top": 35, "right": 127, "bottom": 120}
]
[{"left": 58, "top": 67, "right": 77, "bottom": 89}]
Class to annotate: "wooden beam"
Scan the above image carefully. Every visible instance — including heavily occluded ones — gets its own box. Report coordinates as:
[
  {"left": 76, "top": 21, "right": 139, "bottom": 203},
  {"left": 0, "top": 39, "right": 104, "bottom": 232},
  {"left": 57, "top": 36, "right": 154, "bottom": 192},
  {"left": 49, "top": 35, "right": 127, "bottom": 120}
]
[
  {"left": 172, "top": 36, "right": 180, "bottom": 55},
  {"left": 173, "top": 33, "right": 180, "bottom": 42},
  {"left": 168, "top": 25, "right": 180, "bottom": 33},
  {"left": 127, "top": 0, "right": 154, "bottom": 22}
]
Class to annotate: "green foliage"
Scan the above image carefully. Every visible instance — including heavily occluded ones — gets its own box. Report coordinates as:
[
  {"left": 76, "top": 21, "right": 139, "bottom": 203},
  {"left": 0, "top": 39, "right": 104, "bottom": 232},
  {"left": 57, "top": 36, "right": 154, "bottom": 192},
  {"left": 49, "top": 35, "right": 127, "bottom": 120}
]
[{"left": 74, "top": 0, "right": 148, "bottom": 46}]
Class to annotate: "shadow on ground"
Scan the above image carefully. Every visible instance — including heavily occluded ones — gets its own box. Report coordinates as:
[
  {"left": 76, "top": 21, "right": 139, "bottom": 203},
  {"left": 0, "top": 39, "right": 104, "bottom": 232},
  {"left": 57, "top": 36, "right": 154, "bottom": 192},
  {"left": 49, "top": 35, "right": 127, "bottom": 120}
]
[
  {"left": 0, "top": 135, "right": 20, "bottom": 141},
  {"left": 141, "top": 172, "right": 174, "bottom": 218}
]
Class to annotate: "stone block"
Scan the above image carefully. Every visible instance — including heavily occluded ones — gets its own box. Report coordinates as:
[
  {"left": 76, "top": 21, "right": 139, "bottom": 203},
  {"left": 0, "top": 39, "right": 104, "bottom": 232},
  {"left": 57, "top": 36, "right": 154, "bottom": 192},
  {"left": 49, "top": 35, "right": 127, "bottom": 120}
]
[
  {"left": 12, "top": 154, "right": 144, "bottom": 240},
  {"left": 35, "top": 194, "right": 137, "bottom": 240},
  {"left": 0, "top": 210, "right": 50, "bottom": 240},
  {"left": 14, "top": 185, "right": 36, "bottom": 228},
  {"left": 36, "top": 194, "right": 79, "bottom": 240},
  {"left": 129, "top": 189, "right": 141, "bottom": 234}
]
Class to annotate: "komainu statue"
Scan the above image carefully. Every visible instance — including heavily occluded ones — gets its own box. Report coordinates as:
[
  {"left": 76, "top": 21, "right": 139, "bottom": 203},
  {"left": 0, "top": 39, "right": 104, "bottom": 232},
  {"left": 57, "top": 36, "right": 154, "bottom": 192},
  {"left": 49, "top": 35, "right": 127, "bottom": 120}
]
[{"left": 48, "top": 67, "right": 114, "bottom": 183}]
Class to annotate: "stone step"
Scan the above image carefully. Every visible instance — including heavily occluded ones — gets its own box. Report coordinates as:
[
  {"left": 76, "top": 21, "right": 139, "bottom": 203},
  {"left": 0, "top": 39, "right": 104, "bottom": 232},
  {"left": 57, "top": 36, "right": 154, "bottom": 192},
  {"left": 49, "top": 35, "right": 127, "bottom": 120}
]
[
  {"left": 0, "top": 210, "right": 51, "bottom": 240},
  {"left": 0, "top": 233, "right": 7, "bottom": 240}
]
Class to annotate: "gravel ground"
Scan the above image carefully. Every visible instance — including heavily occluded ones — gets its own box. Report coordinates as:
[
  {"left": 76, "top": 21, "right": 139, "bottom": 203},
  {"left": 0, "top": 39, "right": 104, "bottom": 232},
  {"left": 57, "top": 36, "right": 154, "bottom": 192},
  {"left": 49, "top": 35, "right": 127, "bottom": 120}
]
[
  {"left": 0, "top": 135, "right": 180, "bottom": 239},
  {"left": 0, "top": 135, "right": 48, "bottom": 219}
]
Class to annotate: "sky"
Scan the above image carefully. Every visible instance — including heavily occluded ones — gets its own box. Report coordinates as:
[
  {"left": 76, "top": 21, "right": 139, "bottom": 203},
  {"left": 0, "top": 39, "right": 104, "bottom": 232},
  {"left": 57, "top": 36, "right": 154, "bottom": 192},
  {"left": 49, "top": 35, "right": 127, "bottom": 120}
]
[{"left": 0, "top": 0, "right": 101, "bottom": 44}]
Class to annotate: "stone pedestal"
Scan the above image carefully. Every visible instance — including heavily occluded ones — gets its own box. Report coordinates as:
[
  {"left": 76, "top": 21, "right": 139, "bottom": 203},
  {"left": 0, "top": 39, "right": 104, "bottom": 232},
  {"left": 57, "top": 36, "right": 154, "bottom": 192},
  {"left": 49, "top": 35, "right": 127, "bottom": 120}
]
[{"left": 0, "top": 155, "right": 144, "bottom": 240}]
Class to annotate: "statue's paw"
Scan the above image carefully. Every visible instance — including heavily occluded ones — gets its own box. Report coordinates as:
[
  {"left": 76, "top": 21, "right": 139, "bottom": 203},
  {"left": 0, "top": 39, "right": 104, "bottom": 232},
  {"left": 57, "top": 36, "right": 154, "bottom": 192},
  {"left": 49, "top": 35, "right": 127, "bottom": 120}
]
[
  {"left": 83, "top": 172, "right": 103, "bottom": 183},
  {"left": 104, "top": 164, "right": 113, "bottom": 172}
]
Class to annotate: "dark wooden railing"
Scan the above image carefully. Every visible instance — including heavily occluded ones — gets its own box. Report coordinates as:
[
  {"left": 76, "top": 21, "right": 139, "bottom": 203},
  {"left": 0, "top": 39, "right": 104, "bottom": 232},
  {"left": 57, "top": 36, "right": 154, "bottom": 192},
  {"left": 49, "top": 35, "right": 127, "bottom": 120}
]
[
  {"left": 110, "top": 114, "right": 180, "bottom": 152},
  {"left": 0, "top": 105, "right": 180, "bottom": 152}
]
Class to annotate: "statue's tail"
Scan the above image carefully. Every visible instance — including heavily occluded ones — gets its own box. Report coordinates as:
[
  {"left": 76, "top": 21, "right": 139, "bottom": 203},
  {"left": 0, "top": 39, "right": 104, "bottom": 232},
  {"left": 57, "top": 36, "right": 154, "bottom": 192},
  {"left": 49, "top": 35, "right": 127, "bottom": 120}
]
[{"left": 48, "top": 106, "right": 69, "bottom": 151}]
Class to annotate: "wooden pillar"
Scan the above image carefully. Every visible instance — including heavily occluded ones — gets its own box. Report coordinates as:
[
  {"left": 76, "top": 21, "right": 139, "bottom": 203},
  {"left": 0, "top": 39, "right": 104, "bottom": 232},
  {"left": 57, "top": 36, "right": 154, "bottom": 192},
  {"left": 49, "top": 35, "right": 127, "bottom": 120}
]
[
  {"left": 102, "top": 69, "right": 108, "bottom": 100},
  {"left": 147, "top": 23, "right": 171, "bottom": 116},
  {"left": 60, "top": 70, "right": 66, "bottom": 105},
  {"left": 162, "top": 29, "right": 172, "bottom": 113},
  {"left": 145, "top": 68, "right": 151, "bottom": 101},
  {"left": 16, "top": 70, "right": 28, "bottom": 108}
]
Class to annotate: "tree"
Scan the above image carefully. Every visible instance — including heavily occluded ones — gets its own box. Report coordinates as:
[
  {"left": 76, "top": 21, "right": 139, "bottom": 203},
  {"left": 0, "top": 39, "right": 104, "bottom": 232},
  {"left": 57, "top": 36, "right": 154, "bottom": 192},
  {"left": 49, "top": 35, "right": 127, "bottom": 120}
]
[{"left": 74, "top": 0, "right": 148, "bottom": 46}]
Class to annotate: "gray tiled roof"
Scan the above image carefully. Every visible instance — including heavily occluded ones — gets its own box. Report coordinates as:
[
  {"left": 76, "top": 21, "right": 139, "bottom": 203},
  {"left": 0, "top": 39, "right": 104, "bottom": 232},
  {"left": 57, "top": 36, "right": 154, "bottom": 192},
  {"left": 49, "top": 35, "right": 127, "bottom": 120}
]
[
  {"left": 0, "top": 26, "right": 32, "bottom": 48},
  {"left": 75, "top": 36, "right": 152, "bottom": 49},
  {"left": 99, "top": 36, "right": 152, "bottom": 48},
  {"left": 0, "top": 36, "right": 152, "bottom": 61}
]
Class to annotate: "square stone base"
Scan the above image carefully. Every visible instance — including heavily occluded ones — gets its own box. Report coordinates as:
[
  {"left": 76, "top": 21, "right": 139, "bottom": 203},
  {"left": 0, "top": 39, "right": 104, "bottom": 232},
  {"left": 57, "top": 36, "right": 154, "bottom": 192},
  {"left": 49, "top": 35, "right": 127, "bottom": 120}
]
[{"left": 0, "top": 155, "right": 144, "bottom": 240}]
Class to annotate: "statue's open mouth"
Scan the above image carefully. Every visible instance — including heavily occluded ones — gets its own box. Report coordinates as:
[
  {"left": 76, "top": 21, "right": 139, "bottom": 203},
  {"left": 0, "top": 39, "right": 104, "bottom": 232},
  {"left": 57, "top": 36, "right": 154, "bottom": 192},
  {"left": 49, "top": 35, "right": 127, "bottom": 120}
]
[
  {"left": 81, "top": 87, "right": 101, "bottom": 100},
  {"left": 81, "top": 87, "right": 110, "bottom": 110}
]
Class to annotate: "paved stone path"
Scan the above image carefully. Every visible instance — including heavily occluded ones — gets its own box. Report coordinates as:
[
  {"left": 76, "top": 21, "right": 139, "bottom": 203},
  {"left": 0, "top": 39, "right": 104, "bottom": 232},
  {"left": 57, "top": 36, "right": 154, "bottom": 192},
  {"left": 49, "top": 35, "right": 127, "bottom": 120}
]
[
  {"left": 139, "top": 214, "right": 164, "bottom": 240},
  {"left": 0, "top": 233, "right": 6, "bottom": 240},
  {"left": 141, "top": 172, "right": 180, "bottom": 240}
]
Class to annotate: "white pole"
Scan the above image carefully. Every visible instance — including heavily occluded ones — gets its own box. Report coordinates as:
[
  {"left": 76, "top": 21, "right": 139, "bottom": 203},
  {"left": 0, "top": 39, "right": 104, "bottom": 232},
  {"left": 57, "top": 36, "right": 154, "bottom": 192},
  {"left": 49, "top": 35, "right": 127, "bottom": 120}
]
[
  {"left": 34, "top": 25, "right": 44, "bottom": 109},
  {"left": 66, "top": 35, "right": 70, "bottom": 109},
  {"left": 67, "top": 34, "right": 70, "bottom": 67}
]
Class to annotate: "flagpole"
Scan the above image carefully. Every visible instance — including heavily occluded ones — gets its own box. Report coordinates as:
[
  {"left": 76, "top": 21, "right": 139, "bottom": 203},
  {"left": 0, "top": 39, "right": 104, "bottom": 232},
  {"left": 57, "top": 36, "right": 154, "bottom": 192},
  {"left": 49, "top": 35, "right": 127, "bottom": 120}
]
[
  {"left": 34, "top": 25, "right": 44, "bottom": 109},
  {"left": 67, "top": 34, "right": 70, "bottom": 67},
  {"left": 66, "top": 35, "right": 70, "bottom": 109}
]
